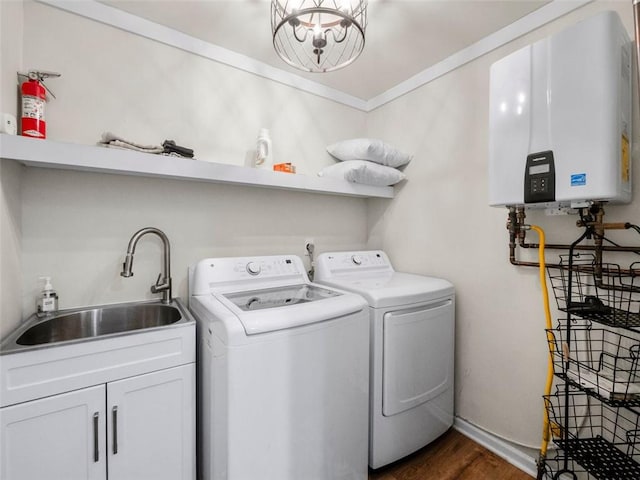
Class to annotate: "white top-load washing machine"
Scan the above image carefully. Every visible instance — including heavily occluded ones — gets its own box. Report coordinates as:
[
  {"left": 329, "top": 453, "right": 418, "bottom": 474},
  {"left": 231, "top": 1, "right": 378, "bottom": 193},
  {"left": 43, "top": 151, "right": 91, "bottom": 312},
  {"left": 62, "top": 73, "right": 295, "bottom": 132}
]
[
  {"left": 315, "top": 250, "right": 455, "bottom": 469},
  {"left": 189, "top": 255, "right": 370, "bottom": 480}
]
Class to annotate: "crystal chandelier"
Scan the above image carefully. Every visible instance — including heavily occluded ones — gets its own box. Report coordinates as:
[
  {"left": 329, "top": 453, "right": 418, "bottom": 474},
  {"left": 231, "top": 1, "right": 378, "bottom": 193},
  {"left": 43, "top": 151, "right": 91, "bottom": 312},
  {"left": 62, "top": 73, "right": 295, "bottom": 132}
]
[{"left": 271, "top": 0, "right": 367, "bottom": 73}]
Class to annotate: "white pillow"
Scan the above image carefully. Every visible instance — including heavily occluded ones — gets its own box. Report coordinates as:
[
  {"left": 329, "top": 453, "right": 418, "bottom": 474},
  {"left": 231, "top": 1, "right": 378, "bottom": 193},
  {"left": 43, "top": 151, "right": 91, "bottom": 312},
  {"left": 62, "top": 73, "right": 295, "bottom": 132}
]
[
  {"left": 326, "top": 138, "right": 412, "bottom": 168},
  {"left": 318, "top": 160, "right": 406, "bottom": 186}
]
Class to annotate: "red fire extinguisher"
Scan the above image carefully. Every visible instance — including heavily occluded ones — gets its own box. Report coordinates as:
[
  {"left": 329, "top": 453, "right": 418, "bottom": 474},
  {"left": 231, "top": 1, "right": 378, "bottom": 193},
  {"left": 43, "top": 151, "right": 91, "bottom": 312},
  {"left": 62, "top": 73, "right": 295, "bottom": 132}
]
[{"left": 19, "top": 71, "right": 60, "bottom": 139}]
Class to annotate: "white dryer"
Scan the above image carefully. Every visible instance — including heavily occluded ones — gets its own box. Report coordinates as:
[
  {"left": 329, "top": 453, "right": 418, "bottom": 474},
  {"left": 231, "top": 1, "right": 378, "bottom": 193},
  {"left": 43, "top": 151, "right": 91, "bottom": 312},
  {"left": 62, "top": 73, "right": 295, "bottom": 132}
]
[
  {"left": 315, "top": 250, "right": 455, "bottom": 469},
  {"left": 189, "top": 255, "right": 369, "bottom": 480}
]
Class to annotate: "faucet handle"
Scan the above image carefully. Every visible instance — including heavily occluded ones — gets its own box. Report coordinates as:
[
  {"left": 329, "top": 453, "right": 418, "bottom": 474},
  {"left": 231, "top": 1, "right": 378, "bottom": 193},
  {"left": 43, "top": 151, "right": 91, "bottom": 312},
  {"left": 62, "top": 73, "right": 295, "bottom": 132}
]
[{"left": 151, "top": 273, "right": 169, "bottom": 293}]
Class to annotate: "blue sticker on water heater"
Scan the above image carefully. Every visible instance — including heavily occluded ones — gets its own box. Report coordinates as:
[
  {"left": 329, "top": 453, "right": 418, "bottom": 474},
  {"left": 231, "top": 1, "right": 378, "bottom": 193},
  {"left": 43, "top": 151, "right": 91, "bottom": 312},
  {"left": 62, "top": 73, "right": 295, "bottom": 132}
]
[{"left": 571, "top": 174, "right": 587, "bottom": 186}]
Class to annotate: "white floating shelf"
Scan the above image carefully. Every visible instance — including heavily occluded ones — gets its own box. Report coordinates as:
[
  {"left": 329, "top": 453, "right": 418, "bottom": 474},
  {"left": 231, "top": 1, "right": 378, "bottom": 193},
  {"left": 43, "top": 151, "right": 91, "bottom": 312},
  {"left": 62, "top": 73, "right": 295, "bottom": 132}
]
[{"left": 0, "top": 135, "right": 394, "bottom": 199}]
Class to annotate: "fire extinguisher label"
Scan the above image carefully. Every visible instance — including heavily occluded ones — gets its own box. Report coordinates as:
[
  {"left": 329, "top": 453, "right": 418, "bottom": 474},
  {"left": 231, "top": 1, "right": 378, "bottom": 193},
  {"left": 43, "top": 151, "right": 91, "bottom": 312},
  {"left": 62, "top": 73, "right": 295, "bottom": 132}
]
[
  {"left": 22, "top": 96, "right": 45, "bottom": 120},
  {"left": 22, "top": 129, "right": 44, "bottom": 138}
]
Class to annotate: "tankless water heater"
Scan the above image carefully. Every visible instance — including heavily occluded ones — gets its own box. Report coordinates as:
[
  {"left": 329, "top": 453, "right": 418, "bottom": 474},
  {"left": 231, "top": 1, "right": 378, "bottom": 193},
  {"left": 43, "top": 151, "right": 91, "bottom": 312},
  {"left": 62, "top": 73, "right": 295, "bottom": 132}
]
[{"left": 488, "top": 11, "right": 633, "bottom": 208}]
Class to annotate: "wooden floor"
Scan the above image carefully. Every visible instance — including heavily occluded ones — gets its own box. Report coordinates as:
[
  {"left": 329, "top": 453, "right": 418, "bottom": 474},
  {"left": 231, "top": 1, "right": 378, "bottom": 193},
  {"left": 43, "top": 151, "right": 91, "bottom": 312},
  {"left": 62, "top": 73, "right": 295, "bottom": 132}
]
[{"left": 368, "top": 429, "right": 534, "bottom": 480}]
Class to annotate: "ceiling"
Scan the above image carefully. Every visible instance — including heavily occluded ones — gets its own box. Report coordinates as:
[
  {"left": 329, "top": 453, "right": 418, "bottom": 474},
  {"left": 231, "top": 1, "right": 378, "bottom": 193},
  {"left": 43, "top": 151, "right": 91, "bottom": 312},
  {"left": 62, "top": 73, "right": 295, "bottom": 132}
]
[{"left": 101, "top": 0, "right": 550, "bottom": 100}]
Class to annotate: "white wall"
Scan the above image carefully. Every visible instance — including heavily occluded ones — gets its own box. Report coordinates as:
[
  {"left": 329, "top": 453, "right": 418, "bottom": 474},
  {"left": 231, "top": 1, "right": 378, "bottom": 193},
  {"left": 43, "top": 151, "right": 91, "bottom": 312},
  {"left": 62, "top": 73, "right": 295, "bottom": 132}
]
[
  {"left": 0, "top": 0, "right": 24, "bottom": 335},
  {"left": 21, "top": 0, "right": 363, "bottom": 175},
  {"left": 367, "top": 0, "right": 639, "bottom": 449},
  {"left": 0, "top": 0, "right": 22, "bottom": 112},
  {"left": 20, "top": 169, "right": 368, "bottom": 315},
  {"left": 0, "top": 0, "right": 369, "bottom": 337},
  {"left": 0, "top": 161, "right": 23, "bottom": 338}
]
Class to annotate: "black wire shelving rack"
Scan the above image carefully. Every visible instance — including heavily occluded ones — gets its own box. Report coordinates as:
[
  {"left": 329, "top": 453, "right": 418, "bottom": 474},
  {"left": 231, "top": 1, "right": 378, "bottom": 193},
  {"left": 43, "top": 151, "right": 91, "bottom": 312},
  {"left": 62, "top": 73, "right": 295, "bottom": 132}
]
[
  {"left": 542, "top": 255, "right": 640, "bottom": 479},
  {"left": 548, "top": 256, "right": 640, "bottom": 330},
  {"left": 547, "top": 319, "right": 640, "bottom": 408},
  {"left": 544, "top": 387, "right": 640, "bottom": 479}
]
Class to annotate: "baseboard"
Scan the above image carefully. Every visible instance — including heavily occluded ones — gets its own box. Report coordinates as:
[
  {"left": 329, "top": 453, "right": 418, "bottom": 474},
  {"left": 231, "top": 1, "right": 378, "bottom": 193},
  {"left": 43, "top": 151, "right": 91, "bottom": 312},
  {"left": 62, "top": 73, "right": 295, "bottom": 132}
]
[{"left": 453, "top": 417, "right": 538, "bottom": 477}]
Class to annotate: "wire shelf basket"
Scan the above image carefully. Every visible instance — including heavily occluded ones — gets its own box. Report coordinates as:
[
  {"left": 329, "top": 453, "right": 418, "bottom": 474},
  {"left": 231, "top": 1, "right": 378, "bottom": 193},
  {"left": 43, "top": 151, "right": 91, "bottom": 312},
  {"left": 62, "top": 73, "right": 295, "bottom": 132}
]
[
  {"left": 548, "top": 255, "right": 640, "bottom": 330},
  {"left": 544, "top": 388, "right": 640, "bottom": 479},
  {"left": 547, "top": 319, "right": 640, "bottom": 407}
]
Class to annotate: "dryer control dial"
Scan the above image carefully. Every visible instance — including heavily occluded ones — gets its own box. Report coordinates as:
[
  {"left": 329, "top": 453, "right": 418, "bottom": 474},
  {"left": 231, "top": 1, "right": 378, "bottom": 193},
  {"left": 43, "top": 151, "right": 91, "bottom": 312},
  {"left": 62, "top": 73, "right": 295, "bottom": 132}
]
[
  {"left": 246, "top": 262, "right": 261, "bottom": 275},
  {"left": 351, "top": 255, "right": 362, "bottom": 265}
]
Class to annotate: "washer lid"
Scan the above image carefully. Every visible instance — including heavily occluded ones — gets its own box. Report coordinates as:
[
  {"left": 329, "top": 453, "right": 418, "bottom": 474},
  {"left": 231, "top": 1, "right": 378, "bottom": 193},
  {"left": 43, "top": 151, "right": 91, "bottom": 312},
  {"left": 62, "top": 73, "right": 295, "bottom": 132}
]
[
  {"left": 223, "top": 284, "right": 340, "bottom": 311},
  {"left": 213, "top": 285, "right": 366, "bottom": 335},
  {"left": 318, "top": 272, "right": 454, "bottom": 308}
]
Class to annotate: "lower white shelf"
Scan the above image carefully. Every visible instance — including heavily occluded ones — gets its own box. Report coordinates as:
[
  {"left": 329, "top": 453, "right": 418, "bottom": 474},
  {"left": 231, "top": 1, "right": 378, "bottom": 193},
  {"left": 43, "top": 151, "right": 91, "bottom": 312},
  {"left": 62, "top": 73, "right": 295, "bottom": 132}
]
[{"left": 0, "top": 134, "right": 394, "bottom": 199}]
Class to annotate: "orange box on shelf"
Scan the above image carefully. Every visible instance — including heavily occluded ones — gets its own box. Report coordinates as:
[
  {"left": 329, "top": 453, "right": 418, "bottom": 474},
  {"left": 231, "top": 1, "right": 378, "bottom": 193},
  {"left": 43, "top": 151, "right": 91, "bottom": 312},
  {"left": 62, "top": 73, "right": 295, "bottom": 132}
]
[{"left": 273, "top": 163, "right": 296, "bottom": 173}]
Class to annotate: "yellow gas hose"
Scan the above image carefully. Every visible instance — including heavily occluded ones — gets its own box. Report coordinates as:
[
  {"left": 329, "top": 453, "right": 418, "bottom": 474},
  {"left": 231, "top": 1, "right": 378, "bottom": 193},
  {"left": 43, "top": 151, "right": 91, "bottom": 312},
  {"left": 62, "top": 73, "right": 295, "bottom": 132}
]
[{"left": 529, "top": 225, "right": 553, "bottom": 465}]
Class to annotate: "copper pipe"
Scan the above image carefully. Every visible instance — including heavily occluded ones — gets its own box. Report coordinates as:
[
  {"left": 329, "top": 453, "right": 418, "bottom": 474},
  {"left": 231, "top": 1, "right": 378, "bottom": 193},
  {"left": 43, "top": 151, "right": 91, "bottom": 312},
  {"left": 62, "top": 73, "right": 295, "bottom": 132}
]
[
  {"left": 517, "top": 207, "right": 527, "bottom": 245},
  {"left": 511, "top": 244, "right": 640, "bottom": 292},
  {"left": 506, "top": 206, "right": 547, "bottom": 266},
  {"left": 505, "top": 203, "right": 640, "bottom": 269},
  {"left": 519, "top": 242, "right": 640, "bottom": 253},
  {"left": 509, "top": 258, "right": 538, "bottom": 267},
  {"left": 519, "top": 203, "right": 640, "bottom": 254},
  {"left": 509, "top": 241, "right": 557, "bottom": 267},
  {"left": 510, "top": 259, "right": 547, "bottom": 267},
  {"left": 507, "top": 206, "right": 518, "bottom": 251},
  {"left": 576, "top": 222, "right": 630, "bottom": 230},
  {"left": 509, "top": 245, "right": 563, "bottom": 268}
]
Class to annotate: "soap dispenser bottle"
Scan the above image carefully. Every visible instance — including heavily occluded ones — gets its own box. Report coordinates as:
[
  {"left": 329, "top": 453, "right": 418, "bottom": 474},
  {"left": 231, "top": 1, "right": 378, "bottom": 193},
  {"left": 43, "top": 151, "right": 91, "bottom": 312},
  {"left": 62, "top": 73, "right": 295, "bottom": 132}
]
[
  {"left": 37, "top": 276, "right": 58, "bottom": 316},
  {"left": 255, "top": 128, "right": 273, "bottom": 170}
]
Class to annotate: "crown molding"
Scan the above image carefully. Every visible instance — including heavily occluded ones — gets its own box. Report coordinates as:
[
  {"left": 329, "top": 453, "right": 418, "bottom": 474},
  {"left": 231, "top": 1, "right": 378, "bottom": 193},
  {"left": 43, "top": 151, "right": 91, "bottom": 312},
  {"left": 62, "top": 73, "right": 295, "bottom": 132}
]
[
  {"left": 36, "top": 0, "right": 369, "bottom": 111},
  {"left": 37, "top": 0, "right": 592, "bottom": 113},
  {"left": 366, "top": 0, "right": 592, "bottom": 110}
]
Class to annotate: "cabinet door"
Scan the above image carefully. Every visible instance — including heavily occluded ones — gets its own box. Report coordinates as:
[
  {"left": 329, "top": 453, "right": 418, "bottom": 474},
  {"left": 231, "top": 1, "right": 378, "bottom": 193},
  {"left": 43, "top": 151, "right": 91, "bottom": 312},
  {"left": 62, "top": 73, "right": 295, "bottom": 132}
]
[
  {"left": 107, "top": 364, "right": 195, "bottom": 480},
  {"left": 0, "top": 385, "right": 107, "bottom": 480}
]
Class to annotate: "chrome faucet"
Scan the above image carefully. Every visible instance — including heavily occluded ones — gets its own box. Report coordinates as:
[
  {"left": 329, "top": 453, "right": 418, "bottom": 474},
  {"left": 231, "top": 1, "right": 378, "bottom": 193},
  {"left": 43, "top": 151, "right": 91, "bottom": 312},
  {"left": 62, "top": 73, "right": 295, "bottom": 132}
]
[{"left": 120, "top": 227, "right": 172, "bottom": 304}]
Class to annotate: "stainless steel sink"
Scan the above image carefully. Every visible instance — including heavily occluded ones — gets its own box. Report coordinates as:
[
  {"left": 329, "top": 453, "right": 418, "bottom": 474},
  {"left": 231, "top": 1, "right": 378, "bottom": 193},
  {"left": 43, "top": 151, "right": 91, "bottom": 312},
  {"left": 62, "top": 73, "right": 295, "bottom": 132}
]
[
  {"left": 16, "top": 304, "right": 181, "bottom": 346},
  {"left": 1, "top": 300, "right": 193, "bottom": 353}
]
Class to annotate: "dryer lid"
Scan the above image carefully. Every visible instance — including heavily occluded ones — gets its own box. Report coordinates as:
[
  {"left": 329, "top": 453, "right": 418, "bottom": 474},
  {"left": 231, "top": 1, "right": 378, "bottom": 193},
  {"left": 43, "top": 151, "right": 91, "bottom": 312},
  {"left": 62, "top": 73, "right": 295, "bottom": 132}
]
[
  {"left": 315, "top": 250, "right": 454, "bottom": 308},
  {"left": 318, "top": 272, "right": 454, "bottom": 308}
]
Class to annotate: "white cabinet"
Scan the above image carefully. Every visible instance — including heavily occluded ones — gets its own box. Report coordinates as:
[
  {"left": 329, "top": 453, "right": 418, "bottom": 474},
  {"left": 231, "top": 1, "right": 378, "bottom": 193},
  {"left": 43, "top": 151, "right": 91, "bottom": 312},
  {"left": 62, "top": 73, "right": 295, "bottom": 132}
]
[
  {"left": 0, "top": 364, "right": 195, "bottom": 480},
  {"left": 0, "top": 385, "right": 107, "bottom": 480},
  {"left": 107, "top": 364, "right": 195, "bottom": 480}
]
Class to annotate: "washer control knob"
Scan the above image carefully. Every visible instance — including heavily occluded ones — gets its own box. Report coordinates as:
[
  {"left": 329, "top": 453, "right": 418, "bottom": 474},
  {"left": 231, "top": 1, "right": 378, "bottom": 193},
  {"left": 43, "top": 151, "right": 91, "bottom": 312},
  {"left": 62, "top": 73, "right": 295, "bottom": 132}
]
[
  {"left": 351, "top": 255, "right": 362, "bottom": 265},
  {"left": 246, "top": 262, "right": 261, "bottom": 275}
]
